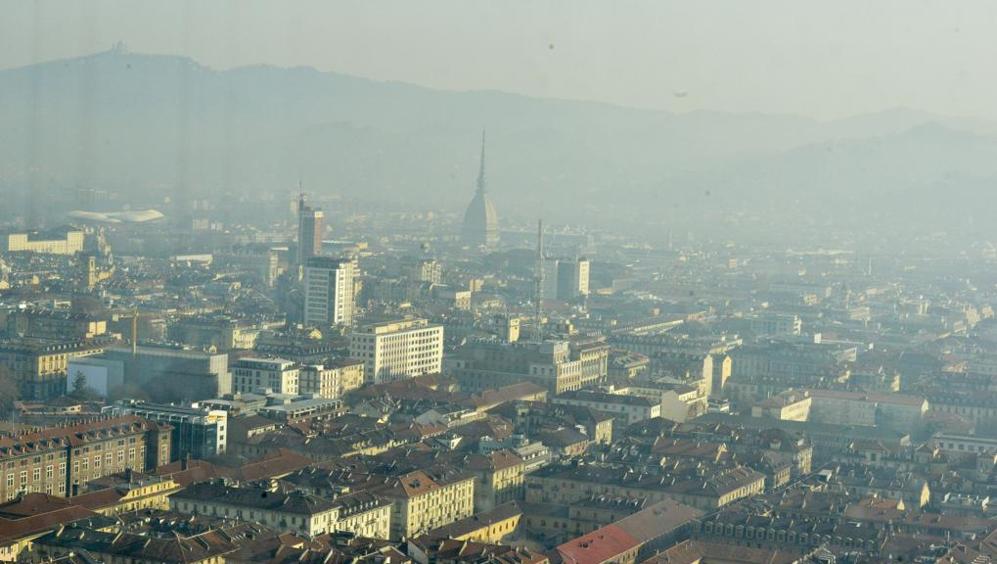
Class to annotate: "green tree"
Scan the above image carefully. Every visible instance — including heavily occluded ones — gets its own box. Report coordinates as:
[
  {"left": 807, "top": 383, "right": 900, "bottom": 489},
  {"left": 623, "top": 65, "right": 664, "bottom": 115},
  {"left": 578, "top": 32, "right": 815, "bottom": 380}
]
[
  {"left": 69, "top": 370, "right": 99, "bottom": 401},
  {"left": 0, "top": 365, "right": 17, "bottom": 416}
]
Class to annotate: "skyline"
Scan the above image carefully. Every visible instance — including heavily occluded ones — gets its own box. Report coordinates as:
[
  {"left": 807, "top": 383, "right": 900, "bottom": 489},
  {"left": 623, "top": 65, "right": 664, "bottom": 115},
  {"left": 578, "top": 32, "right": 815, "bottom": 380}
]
[{"left": 4, "top": 0, "right": 997, "bottom": 121}]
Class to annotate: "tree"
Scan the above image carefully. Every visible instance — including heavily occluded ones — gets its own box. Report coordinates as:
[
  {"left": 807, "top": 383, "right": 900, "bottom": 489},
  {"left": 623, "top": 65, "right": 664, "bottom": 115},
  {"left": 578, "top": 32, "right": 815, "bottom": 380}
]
[
  {"left": 69, "top": 370, "right": 99, "bottom": 401},
  {"left": 0, "top": 365, "right": 17, "bottom": 416}
]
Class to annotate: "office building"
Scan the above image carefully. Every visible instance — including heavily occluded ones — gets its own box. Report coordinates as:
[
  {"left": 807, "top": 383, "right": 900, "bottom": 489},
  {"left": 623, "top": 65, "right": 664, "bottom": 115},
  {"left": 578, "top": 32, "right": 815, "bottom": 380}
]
[
  {"left": 112, "top": 401, "right": 227, "bottom": 461},
  {"left": 556, "top": 257, "right": 590, "bottom": 300},
  {"left": 349, "top": 318, "right": 444, "bottom": 384},
  {"left": 103, "top": 345, "right": 231, "bottom": 401},
  {"left": 296, "top": 194, "right": 324, "bottom": 266},
  {"left": 303, "top": 256, "right": 356, "bottom": 327}
]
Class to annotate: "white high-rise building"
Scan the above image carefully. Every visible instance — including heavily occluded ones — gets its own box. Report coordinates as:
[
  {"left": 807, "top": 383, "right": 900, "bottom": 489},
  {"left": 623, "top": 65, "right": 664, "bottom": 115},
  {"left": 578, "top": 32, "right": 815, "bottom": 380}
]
[
  {"left": 304, "top": 257, "right": 356, "bottom": 327},
  {"left": 557, "top": 257, "right": 590, "bottom": 300},
  {"left": 349, "top": 318, "right": 444, "bottom": 384}
]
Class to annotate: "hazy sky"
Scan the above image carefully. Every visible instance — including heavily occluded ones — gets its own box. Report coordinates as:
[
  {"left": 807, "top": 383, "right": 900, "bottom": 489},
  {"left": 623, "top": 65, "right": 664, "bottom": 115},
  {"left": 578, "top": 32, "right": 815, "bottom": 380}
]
[{"left": 3, "top": 0, "right": 997, "bottom": 120}]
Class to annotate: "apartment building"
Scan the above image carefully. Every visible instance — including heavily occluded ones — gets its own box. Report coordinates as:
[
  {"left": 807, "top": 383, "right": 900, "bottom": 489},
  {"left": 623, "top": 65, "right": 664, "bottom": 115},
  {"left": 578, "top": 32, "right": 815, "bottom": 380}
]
[
  {"left": 298, "top": 358, "right": 365, "bottom": 399},
  {"left": 449, "top": 337, "right": 609, "bottom": 395},
  {"left": 171, "top": 481, "right": 391, "bottom": 539},
  {"left": 552, "top": 390, "right": 660, "bottom": 425},
  {"left": 0, "top": 416, "right": 171, "bottom": 501},
  {"left": 377, "top": 468, "right": 475, "bottom": 540},
  {"left": 231, "top": 357, "right": 299, "bottom": 395},
  {"left": 751, "top": 389, "right": 812, "bottom": 421}
]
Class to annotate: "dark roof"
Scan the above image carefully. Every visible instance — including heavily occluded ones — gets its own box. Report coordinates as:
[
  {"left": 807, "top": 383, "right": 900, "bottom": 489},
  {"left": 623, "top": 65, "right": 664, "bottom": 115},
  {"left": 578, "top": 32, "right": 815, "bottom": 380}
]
[{"left": 172, "top": 481, "right": 338, "bottom": 515}]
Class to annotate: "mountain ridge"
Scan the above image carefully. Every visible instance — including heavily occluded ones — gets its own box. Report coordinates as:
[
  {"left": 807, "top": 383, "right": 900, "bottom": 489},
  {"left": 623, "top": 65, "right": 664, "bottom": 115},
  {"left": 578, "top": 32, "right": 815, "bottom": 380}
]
[{"left": 1, "top": 49, "right": 995, "bottom": 236}]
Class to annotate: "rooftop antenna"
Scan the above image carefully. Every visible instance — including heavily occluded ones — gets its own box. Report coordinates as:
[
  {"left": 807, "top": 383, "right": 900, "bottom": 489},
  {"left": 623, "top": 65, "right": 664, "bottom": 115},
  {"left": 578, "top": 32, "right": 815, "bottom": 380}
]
[
  {"left": 131, "top": 308, "right": 138, "bottom": 357},
  {"left": 534, "top": 219, "right": 545, "bottom": 343}
]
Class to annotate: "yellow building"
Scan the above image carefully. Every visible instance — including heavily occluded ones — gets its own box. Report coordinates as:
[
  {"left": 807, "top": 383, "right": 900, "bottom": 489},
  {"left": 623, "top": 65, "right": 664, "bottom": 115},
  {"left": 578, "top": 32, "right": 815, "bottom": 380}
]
[
  {"left": 466, "top": 450, "right": 525, "bottom": 513},
  {"left": 171, "top": 481, "right": 391, "bottom": 539},
  {"left": 751, "top": 389, "right": 812, "bottom": 421},
  {"left": 6, "top": 228, "right": 84, "bottom": 255},
  {"left": 378, "top": 469, "right": 475, "bottom": 540},
  {"left": 420, "top": 502, "right": 522, "bottom": 544},
  {"left": 0, "top": 338, "right": 108, "bottom": 400},
  {"left": 4, "top": 308, "right": 107, "bottom": 341},
  {"left": 526, "top": 465, "right": 766, "bottom": 511},
  {"left": 298, "top": 358, "right": 365, "bottom": 399},
  {"left": 0, "top": 494, "right": 104, "bottom": 561},
  {"left": 75, "top": 473, "right": 181, "bottom": 515}
]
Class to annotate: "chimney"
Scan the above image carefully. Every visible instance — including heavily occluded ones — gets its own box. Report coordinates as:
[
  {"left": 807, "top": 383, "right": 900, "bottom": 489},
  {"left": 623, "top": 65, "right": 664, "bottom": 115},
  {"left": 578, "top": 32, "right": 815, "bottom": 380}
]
[{"left": 181, "top": 453, "right": 191, "bottom": 471}]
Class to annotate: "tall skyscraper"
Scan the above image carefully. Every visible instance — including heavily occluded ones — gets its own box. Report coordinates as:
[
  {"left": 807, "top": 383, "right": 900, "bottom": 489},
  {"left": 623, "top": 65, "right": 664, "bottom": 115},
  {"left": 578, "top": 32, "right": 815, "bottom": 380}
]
[
  {"left": 557, "top": 257, "right": 590, "bottom": 300},
  {"left": 461, "top": 131, "right": 499, "bottom": 248},
  {"left": 297, "top": 194, "right": 324, "bottom": 266},
  {"left": 303, "top": 256, "right": 356, "bottom": 328}
]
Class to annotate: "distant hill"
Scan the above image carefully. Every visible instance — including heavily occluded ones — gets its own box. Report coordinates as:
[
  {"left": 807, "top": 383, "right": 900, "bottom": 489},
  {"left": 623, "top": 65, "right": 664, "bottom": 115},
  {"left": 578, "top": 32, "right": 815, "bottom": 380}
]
[{"left": 1, "top": 48, "right": 995, "bottom": 238}]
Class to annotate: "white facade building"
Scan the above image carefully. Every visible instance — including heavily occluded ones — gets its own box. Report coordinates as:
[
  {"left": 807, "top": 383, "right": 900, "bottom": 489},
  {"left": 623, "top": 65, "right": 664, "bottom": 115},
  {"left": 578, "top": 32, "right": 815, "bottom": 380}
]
[
  {"left": 231, "top": 357, "right": 299, "bottom": 395},
  {"left": 304, "top": 257, "right": 356, "bottom": 327},
  {"left": 349, "top": 318, "right": 444, "bottom": 384}
]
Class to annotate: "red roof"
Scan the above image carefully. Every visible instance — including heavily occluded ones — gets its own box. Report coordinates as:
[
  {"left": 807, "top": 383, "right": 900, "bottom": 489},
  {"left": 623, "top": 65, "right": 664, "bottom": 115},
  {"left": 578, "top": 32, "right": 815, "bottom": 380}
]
[
  {"left": 0, "top": 494, "right": 98, "bottom": 544},
  {"left": 556, "top": 524, "right": 641, "bottom": 564}
]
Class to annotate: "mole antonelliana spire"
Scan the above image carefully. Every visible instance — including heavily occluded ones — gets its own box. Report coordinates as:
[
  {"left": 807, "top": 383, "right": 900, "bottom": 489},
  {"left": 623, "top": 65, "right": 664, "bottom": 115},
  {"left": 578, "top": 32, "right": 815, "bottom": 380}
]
[{"left": 461, "top": 130, "right": 499, "bottom": 248}]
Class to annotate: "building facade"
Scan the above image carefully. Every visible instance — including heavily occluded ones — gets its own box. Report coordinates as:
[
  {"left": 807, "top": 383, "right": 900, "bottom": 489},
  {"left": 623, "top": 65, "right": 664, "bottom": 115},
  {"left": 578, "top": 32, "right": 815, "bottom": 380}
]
[
  {"left": 349, "top": 318, "right": 444, "bottom": 384},
  {"left": 304, "top": 257, "right": 356, "bottom": 327},
  {"left": 378, "top": 469, "right": 475, "bottom": 540},
  {"left": 232, "top": 357, "right": 299, "bottom": 395},
  {"left": 172, "top": 481, "right": 391, "bottom": 539},
  {"left": 0, "top": 416, "right": 171, "bottom": 501},
  {"left": 5, "top": 228, "right": 84, "bottom": 255},
  {"left": 0, "top": 338, "right": 108, "bottom": 401},
  {"left": 298, "top": 359, "right": 365, "bottom": 399},
  {"left": 113, "top": 402, "right": 227, "bottom": 461},
  {"left": 297, "top": 195, "right": 324, "bottom": 267}
]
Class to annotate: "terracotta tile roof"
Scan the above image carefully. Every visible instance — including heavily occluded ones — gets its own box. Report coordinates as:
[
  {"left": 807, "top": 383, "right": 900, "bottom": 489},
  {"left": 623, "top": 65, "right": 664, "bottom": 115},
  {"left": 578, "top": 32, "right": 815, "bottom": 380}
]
[
  {"left": 555, "top": 524, "right": 640, "bottom": 564},
  {"left": 0, "top": 494, "right": 99, "bottom": 545}
]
